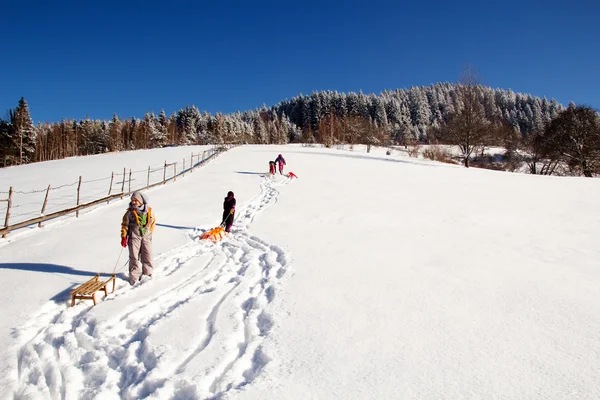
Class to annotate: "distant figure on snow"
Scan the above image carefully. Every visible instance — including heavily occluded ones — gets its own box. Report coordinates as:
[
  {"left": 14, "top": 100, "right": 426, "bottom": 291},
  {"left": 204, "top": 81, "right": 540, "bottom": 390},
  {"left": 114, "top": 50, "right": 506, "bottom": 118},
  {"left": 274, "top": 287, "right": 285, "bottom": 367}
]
[
  {"left": 275, "top": 154, "right": 286, "bottom": 175},
  {"left": 121, "top": 191, "right": 156, "bottom": 285},
  {"left": 222, "top": 191, "right": 236, "bottom": 233},
  {"left": 269, "top": 160, "right": 276, "bottom": 175}
]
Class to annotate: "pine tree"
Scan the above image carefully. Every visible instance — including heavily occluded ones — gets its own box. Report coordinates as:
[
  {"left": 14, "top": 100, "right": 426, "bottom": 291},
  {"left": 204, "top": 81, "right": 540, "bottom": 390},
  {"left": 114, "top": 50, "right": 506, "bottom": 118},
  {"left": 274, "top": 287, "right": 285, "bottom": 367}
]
[
  {"left": 301, "top": 96, "right": 311, "bottom": 131},
  {"left": 385, "top": 97, "right": 401, "bottom": 125},
  {"left": 333, "top": 91, "right": 347, "bottom": 119},
  {"left": 79, "top": 116, "right": 108, "bottom": 155},
  {"left": 280, "top": 112, "right": 298, "bottom": 143},
  {"left": 531, "top": 100, "right": 545, "bottom": 133},
  {"left": 372, "top": 96, "right": 388, "bottom": 127},
  {"left": 10, "top": 97, "right": 36, "bottom": 164},
  {"left": 252, "top": 112, "right": 268, "bottom": 143},
  {"left": 408, "top": 87, "right": 431, "bottom": 136},
  {"left": 197, "top": 111, "right": 211, "bottom": 144},
  {"left": 156, "top": 110, "right": 168, "bottom": 146},
  {"left": 108, "top": 113, "right": 123, "bottom": 152},
  {"left": 346, "top": 92, "right": 359, "bottom": 117},
  {"left": 356, "top": 90, "right": 370, "bottom": 120},
  {"left": 309, "top": 92, "right": 321, "bottom": 133},
  {"left": 0, "top": 117, "right": 13, "bottom": 166}
]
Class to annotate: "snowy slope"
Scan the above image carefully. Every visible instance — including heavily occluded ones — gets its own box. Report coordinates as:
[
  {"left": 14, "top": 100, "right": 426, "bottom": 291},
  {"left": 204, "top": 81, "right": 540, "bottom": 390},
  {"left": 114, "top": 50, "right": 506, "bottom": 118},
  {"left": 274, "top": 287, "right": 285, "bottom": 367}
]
[
  {"left": 0, "top": 145, "right": 215, "bottom": 227},
  {"left": 1, "top": 144, "right": 599, "bottom": 399}
]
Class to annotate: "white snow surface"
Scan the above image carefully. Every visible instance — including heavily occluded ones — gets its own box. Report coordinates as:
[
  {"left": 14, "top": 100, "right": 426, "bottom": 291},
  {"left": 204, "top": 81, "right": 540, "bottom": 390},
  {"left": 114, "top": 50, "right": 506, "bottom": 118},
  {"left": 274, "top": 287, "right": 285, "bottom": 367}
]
[{"left": 1, "top": 144, "right": 599, "bottom": 399}]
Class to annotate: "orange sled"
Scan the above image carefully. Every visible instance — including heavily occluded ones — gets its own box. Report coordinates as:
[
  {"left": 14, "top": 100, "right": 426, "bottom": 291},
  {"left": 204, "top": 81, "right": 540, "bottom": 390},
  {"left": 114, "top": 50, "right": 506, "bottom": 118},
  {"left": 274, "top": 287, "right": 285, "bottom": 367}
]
[{"left": 200, "top": 226, "right": 226, "bottom": 243}]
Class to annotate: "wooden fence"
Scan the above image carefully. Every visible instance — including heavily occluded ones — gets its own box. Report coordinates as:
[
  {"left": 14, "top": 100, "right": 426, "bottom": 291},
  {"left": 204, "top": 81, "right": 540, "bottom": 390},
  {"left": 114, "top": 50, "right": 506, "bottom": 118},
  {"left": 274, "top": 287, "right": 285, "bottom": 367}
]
[{"left": 1, "top": 146, "right": 231, "bottom": 238}]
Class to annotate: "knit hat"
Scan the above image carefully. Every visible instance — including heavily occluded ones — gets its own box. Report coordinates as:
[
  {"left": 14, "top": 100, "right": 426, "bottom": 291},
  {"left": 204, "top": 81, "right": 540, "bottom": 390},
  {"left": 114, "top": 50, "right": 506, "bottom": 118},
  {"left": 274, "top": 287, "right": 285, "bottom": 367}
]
[
  {"left": 131, "top": 191, "right": 148, "bottom": 204},
  {"left": 227, "top": 191, "right": 234, "bottom": 197}
]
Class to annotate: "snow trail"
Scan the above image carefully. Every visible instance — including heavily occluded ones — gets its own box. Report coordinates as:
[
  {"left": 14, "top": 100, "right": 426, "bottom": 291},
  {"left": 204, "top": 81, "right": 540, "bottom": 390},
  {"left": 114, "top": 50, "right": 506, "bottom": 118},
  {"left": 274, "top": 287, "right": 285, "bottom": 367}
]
[{"left": 12, "top": 176, "right": 292, "bottom": 400}]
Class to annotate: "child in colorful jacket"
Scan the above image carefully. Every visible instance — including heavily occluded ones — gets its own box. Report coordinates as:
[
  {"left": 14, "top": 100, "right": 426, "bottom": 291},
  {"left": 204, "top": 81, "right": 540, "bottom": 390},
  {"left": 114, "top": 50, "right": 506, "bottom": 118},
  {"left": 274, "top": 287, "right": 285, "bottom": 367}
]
[
  {"left": 275, "top": 154, "right": 286, "bottom": 174},
  {"left": 121, "top": 191, "right": 156, "bottom": 285},
  {"left": 222, "top": 191, "right": 236, "bottom": 233}
]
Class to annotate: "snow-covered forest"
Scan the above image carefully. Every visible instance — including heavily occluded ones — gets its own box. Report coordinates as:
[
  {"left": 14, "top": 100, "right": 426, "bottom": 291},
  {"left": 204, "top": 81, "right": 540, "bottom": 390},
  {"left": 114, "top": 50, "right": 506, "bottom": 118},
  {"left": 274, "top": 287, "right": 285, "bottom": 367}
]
[
  {"left": 2, "top": 83, "right": 598, "bottom": 177},
  {"left": 0, "top": 84, "right": 560, "bottom": 159},
  {"left": 276, "top": 83, "right": 564, "bottom": 142}
]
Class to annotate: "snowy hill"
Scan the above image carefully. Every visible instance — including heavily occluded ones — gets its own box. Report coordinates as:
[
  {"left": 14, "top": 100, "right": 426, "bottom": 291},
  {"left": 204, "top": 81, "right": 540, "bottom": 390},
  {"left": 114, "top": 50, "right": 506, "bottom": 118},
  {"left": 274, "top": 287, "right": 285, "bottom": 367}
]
[{"left": 1, "top": 144, "right": 599, "bottom": 399}]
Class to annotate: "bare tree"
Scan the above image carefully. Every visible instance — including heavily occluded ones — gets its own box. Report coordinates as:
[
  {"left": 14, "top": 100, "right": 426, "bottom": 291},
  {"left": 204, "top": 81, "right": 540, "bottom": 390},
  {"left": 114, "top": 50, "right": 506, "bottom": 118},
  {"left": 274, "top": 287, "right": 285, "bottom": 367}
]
[
  {"left": 437, "top": 66, "right": 490, "bottom": 167},
  {"left": 527, "top": 132, "right": 561, "bottom": 175},
  {"left": 360, "top": 117, "right": 389, "bottom": 153},
  {"left": 344, "top": 116, "right": 364, "bottom": 148},
  {"left": 301, "top": 126, "right": 316, "bottom": 146},
  {"left": 319, "top": 113, "right": 346, "bottom": 148},
  {"left": 537, "top": 104, "right": 600, "bottom": 177}
]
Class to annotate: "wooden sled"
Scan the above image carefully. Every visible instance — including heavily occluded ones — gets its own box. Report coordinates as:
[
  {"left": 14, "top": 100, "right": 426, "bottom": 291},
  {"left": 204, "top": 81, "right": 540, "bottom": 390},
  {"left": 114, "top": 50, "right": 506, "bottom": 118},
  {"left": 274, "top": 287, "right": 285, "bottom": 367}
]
[
  {"left": 70, "top": 274, "right": 116, "bottom": 306},
  {"left": 200, "top": 226, "right": 226, "bottom": 243}
]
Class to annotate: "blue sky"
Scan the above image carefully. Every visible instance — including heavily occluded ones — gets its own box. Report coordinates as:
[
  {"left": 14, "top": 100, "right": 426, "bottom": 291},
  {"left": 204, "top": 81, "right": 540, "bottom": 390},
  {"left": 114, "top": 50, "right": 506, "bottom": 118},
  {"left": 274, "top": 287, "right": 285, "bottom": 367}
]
[{"left": 1, "top": 1, "right": 598, "bottom": 123}]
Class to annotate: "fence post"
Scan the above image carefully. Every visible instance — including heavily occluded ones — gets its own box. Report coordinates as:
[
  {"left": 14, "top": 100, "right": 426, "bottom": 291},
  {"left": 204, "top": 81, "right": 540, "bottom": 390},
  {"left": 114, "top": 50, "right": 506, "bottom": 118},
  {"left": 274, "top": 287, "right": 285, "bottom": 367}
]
[
  {"left": 190, "top": 153, "right": 193, "bottom": 172},
  {"left": 2, "top": 187, "right": 12, "bottom": 238},
  {"left": 120, "top": 167, "right": 126, "bottom": 198},
  {"left": 108, "top": 172, "right": 114, "bottom": 203},
  {"left": 147, "top": 166, "right": 150, "bottom": 189},
  {"left": 108, "top": 172, "right": 114, "bottom": 196},
  {"left": 163, "top": 161, "right": 167, "bottom": 184},
  {"left": 128, "top": 169, "right": 132, "bottom": 194},
  {"left": 38, "top": 185, "right": 51, "bottom": 228},
  {"left": 173, "top": 163, "right": 177, "bottom": 182},
  {"left": 76, "top": 176, "right": 82, "bottom": 217}
]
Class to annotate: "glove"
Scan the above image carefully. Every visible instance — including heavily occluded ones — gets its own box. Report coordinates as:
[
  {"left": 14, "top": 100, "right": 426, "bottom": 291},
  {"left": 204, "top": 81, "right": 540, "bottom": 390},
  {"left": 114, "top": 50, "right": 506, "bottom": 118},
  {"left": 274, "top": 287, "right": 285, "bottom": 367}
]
[
  {"left": 230, "top": 209, "right": 235, "bottom": 214},
  {"left": 121, "top": 237, "right": 127, "bottom": 248}
]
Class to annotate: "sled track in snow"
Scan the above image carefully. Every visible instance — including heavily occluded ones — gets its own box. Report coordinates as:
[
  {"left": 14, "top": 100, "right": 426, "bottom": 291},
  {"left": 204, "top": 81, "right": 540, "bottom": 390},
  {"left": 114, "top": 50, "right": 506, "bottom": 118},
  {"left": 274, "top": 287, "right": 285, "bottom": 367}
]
[{"left": 12, "top": 176, "right": 293, "bottom": 400}]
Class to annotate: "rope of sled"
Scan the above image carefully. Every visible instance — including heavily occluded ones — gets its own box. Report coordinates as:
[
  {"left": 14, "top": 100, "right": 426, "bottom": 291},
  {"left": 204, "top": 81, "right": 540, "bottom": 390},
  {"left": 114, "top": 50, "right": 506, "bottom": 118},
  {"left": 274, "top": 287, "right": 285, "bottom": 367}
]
[
  {"left": 108, "top": 209, "right": 233, "bottom": 276},
  {"left": 109, "top": 247, "right": 129, "bottom": 275},
  {"left": 102, "top": 170, "right": 296, "bottom": 280}
]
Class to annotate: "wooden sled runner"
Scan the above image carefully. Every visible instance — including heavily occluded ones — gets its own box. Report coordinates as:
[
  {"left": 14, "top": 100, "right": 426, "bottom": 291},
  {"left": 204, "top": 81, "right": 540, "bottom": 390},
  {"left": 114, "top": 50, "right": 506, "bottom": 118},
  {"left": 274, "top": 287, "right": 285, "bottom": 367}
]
[
  {"left": 70, "top": 274, "right": 116, "bottom": 306},
  {"left": 200, "top": 226, "right": 226, "bottom": 243}
]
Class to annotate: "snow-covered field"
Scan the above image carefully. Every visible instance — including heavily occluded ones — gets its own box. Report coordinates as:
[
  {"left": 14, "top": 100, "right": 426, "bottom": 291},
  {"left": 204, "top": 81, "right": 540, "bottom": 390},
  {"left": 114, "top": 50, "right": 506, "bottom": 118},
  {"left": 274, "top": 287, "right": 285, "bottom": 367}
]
[
  {"left": 0, "top": 145, "right": 216, "bottom": 227},
  {"left": 1, "top": 144, "right": 599, "bottom": 399}
]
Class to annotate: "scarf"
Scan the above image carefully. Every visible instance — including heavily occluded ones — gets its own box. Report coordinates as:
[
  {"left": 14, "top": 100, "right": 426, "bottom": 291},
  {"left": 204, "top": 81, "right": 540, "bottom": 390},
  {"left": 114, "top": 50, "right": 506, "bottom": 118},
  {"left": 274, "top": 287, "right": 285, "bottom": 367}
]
[
  {"left": 130, "top": 202, "right": 147, "bottom": 215},
  {"left": 130, "top": 203, "right": 149, "bottom": 236}
]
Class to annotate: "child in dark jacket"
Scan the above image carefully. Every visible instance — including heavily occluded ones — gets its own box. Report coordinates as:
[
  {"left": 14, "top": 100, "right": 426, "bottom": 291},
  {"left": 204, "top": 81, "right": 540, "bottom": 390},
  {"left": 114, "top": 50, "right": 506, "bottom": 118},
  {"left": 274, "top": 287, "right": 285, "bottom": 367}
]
[{"left": 222, "top": 191, "right": 236, "bottom": 232}]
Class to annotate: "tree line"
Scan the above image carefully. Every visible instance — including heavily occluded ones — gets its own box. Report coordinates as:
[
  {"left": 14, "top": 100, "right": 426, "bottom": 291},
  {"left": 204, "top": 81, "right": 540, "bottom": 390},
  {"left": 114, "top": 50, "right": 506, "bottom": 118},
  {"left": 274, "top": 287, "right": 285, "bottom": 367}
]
[
  {"left": 424, "top": 70, "right": 600, "bottom": 176},
  {"left": 1, "top": 80, "right": 598, "bottom": 176}
]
